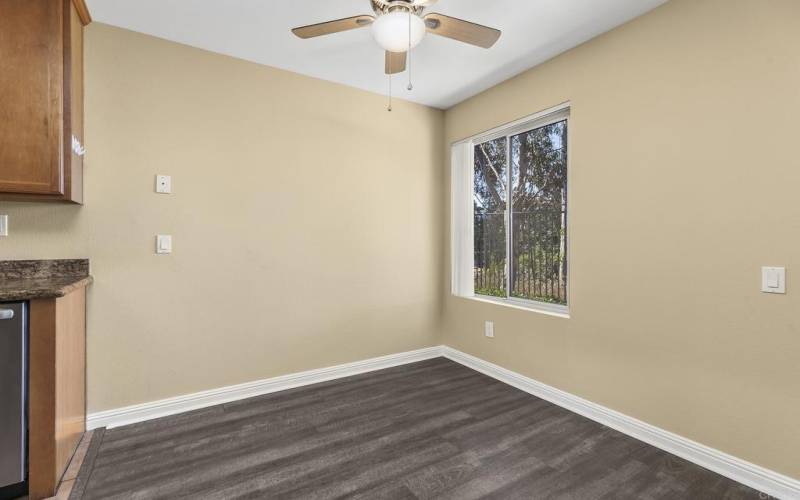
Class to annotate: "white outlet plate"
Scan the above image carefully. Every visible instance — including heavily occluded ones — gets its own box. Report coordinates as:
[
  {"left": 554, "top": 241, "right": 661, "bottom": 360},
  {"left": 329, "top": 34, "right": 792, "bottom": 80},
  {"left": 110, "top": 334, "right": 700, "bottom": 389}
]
[
  {"left": 484, "top": 321, "right": 494, "bottom": 338},
  {"left": 156, "top": 234, "right": 172, "bottom": 254},
  {"left": 156, "top": 175, "right": 172, "bottom": 194},
  {"left": 0, "top": 215, "right": 7, "bottom": 237},
  {"left": 761, "top": 266, "right": 786, "bottom": 294}
]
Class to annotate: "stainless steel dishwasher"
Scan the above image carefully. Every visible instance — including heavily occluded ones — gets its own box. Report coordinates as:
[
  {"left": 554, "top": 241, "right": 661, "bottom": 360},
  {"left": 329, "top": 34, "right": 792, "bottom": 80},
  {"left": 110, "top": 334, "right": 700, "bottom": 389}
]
[{"left": 0, "top": 302, "right": 27, "bottom": 498}]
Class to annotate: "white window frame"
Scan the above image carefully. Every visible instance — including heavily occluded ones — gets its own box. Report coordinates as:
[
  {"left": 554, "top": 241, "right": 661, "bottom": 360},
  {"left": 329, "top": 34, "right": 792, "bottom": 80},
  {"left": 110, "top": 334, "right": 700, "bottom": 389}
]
[{"left": 451, "top": 102, "right": 571, "bottom": 318}]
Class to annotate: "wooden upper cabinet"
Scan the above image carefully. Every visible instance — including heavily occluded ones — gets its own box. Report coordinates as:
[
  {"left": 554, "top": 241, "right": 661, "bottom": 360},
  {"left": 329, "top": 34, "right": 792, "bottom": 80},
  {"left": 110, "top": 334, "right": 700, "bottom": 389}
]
[{"left": 0, "top": 0, "right": 91, "bottom": 204}]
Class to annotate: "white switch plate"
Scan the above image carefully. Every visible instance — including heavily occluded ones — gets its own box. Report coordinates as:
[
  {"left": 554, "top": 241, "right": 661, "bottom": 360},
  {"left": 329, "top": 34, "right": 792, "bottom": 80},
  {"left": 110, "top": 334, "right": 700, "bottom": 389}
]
[
  {"left": 0, "top": 215, "right": 7, "bottom": 237},
  {"left": 484, "top": 321, "right": 494, "bottom": 338},
  {"left": 761, "top": 266, "right": 786, "bottom": 294},
  {"left": 155, "top": 175, "right": 172, "bottom": 194},
  {"left": 156, "top": 234, "right": 172, "bottom": 254}
]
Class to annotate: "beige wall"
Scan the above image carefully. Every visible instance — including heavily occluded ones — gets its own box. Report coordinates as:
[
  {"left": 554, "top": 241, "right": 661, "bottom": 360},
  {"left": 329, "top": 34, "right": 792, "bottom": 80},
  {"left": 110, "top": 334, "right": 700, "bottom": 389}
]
[
  {"left": 442, "top": 0, "right": 800, "bottom": 478},
  {"left": 0, "top": 24, "right": 444, "bottom": 413}
]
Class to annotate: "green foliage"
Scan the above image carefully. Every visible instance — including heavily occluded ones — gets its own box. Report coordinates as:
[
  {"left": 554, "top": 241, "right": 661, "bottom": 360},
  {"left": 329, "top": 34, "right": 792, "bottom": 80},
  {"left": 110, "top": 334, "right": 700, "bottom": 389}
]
[{"left": 475, "top": 286, "right": 507, "bottom": 298}]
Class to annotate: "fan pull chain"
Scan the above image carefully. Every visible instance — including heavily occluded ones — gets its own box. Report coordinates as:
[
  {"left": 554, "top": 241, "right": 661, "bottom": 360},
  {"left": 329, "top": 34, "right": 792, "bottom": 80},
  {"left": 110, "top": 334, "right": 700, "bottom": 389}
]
[
  {"left": 407, "top": 9, "right": 413, "bottom": 91},
  {"left": 387, "top": 73, "right": 393, "bottom": 112}
]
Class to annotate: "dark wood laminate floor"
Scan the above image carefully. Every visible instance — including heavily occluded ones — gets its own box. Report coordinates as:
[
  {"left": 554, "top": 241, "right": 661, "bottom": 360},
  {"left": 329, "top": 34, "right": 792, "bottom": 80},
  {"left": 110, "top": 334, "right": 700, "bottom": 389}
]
[{"left": 70, "top": 358, "right": 762, "bottom": 499}]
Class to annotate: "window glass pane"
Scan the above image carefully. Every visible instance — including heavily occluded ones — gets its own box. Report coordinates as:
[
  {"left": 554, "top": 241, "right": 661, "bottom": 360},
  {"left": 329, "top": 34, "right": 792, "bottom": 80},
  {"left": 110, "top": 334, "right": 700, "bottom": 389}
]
[
  {"left": 510, "top": 120, "right": 568, "bottom": 304},
  {"left": 473, "top": 137, "right": 507, "bottom": 297}
]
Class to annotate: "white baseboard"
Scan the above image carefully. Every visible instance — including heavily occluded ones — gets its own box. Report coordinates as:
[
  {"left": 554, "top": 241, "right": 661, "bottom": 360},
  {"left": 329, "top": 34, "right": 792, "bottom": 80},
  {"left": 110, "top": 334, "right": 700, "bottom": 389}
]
[
  {"left": 86, "top": 346, "right": 443, "bottom": 430},
  {"left": 441, "top": 346, "right": 800, "bottom": 500},
  {"left": 87, "top": 344, "right": 799, "bottom": 499}
]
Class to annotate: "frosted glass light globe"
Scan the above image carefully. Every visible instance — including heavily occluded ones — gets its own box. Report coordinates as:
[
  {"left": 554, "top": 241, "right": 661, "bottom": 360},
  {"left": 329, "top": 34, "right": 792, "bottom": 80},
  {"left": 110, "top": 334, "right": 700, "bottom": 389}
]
[{"left": 371, "top": 11, "right": 426, "bottom": 52}]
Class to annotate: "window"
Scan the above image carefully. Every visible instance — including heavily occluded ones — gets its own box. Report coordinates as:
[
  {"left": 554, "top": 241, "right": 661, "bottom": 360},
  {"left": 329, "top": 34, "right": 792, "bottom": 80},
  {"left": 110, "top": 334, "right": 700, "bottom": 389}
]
[{"left": 452, "top": 104, "right": 569, "bottom": 315}]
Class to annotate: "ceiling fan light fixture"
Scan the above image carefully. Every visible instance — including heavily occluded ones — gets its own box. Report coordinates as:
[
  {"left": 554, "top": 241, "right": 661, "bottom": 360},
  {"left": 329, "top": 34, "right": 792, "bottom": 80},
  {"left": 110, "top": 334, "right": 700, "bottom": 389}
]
[{"left": 371, "top": 11, "right": 425, "bottom": 52}]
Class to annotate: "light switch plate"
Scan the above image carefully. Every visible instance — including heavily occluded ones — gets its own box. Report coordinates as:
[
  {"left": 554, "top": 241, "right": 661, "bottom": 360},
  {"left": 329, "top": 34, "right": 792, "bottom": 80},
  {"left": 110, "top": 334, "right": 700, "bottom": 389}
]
[
  {"left": 761, "top": 266, "right": 786, "bottom": 294},
  {"left": 155, "top": 175, "right": 172, "bottom": 194},
  {"left": 0, "top": 215, "right": 7, "bottom": 237},
  {"left": 156, "top": 234, "right": 172, "bottom": 254},
  {"left": 484, "top": 321, "right": 494, "bottom": 338}
]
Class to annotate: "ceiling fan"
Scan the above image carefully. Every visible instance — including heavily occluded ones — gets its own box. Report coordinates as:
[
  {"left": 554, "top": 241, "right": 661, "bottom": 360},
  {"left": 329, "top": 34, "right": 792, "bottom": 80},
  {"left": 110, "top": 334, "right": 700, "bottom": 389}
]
[{"left": 291, "top": 0, "right": 501, "bottom": 76}]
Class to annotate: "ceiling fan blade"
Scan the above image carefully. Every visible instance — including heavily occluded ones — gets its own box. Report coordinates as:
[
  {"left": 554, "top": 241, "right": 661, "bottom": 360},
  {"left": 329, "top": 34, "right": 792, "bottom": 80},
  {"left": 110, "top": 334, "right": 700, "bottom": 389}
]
[
  {"left": 385, "top": 51, "right": 407, "bottom": 74},
  {"left": 291, "top": 15, "right": 374, "bottom": 39},
  {"left": 423, "top": 13, "right": 501, "bottom": 48}
]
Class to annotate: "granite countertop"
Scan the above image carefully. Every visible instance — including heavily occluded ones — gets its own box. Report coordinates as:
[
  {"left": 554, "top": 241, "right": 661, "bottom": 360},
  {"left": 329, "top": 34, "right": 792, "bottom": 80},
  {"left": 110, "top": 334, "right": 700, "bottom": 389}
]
[{"left": 0, "top": 259, "right": 93, "bottom": 301}]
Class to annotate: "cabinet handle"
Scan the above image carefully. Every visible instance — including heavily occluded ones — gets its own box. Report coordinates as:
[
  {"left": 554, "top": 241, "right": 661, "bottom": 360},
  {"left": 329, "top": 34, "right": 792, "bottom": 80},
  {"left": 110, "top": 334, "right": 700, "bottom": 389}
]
[{"left": 0, "top": 309, "right": 14, "bottom": 320}]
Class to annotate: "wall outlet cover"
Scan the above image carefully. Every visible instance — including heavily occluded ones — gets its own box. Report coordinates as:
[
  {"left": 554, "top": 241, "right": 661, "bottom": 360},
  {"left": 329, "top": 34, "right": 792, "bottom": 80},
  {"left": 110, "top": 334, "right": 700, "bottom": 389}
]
[
  {"left": 156, "top": 234, "right": 172, "bottom": 254},
  {"left": 156, "top": 175, "right": 172, "bottom": 194},
  {"left": 761, "top": 266, "right": 786, "bottom": 294},
  {"left": 0, "top": 215, "right": 7, "bottom": 237}
]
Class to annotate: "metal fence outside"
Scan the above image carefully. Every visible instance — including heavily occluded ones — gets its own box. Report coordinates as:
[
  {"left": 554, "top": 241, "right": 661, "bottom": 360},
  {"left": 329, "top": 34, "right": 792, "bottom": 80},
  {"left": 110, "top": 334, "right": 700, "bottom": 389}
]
[{"left": 474, "top": 209, "right": 567, "bottom": 305}]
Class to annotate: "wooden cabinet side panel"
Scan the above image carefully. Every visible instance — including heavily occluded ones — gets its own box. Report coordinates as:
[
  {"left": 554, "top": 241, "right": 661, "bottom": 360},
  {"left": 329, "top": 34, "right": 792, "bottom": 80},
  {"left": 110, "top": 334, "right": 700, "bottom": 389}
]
[
  {"left": 28, "top": 299, "right": 58, "bottom": 500},
  {"left": 28, "top": 288, "right": 87, "bottom": 500},
  {"left": 69, "top": 0, "right": 85, "bottom": 203},
  {"left": 0, "top": 0, "right": 64, "bottom": 195},
  {"left": 54, "top": 287, "right": 87, "bottom": 481}
]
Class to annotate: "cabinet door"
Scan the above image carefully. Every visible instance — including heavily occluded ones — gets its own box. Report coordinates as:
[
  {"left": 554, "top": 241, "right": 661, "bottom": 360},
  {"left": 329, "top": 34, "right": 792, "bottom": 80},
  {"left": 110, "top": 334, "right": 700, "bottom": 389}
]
[{"left": 0, "top": 0, "right": 65, "bottom": 195}]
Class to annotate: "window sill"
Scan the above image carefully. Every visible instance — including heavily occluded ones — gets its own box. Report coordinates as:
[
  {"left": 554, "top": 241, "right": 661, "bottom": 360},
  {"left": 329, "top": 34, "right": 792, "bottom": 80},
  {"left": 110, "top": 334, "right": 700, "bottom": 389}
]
[{"left": 456, "top": 294, "right": 570, "bottom": 319}]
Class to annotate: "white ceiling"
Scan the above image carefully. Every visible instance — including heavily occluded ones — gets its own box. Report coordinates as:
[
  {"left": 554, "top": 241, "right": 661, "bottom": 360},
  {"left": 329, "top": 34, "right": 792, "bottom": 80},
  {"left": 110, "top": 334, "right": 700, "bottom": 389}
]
[{"left": 86, "top": 0, "right": 667, "bottom": 109}]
